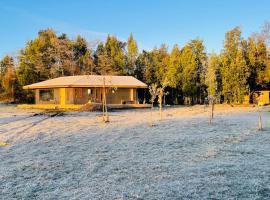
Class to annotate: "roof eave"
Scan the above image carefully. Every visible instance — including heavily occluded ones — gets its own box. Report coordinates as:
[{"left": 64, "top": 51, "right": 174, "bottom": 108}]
[{"left": 23, "top": 85, "right": 148, "bottom": 89}]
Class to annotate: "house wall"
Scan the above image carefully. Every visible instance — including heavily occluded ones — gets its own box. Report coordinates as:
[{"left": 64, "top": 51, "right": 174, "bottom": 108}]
[
  {"left": 34, "top": 87, "right": 138, "bottom": 105},
  {"left": 35, "top": 88, "right": 60, "bottom": 104},
  {"left": 258, "top": 91, "right": 270, "bottom": 105},
  {"left": 106, "top": 88, "right": 136, "bottom": 104}
]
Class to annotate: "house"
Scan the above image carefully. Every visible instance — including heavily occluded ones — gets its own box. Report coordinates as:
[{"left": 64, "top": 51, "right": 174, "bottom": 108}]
[
  {"left": 19, "top": 75, "right": 149, "bottom": 109},
  {"left": 254, "top": 90, "right": 270, "bottom": 106},
  {"left": 244, "top": 90, "right": 270, "bottom": 106}
]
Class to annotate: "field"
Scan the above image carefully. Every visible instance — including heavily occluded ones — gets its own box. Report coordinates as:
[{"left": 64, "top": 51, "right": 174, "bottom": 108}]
[{"left": 1, "top": 104, "right": 270, "bottom": 199}]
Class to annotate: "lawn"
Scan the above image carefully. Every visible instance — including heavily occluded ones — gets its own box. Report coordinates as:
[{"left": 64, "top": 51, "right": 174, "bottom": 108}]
[{"left": 1, "top": 105, "right": 270, "bottom": 199}]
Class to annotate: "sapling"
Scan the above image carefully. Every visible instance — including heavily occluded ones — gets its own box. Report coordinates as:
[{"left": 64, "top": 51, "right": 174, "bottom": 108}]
[
  {"left": 102, "top": 76, "right": 109, "bottom": 123},
  {"left": 157, "top": 88, "right": 163, "bottom": 119},
  {"left": 149, "top": 84, "right": 159, "bottom": 126},
  {"left": 258, "top": 106, "right": 263, "bottom": 131},
  {"left": 208, "top": 95, "right": 215, "bottom": 125},
  {"left": 163, "top": 91, "right": 169, "bottom": 106},
  {"left": 157, "top": 79, "right": 169, "bottom": 120}
]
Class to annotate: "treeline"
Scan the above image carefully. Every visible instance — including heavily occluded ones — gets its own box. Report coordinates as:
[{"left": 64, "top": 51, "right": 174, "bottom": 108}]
[{"left": 1, "top": 23, "right": 270, "bottom": 104}]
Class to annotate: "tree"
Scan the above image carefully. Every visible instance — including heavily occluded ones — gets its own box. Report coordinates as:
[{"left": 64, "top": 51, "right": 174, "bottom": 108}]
[
  {"left": 167, "top": 44, "right": 182, "bottom": 88},
  {"left": 73, "top": 36, "right": 95, "bottom": 75},
  {"left": 157, "top": 78, "right": 169, "bottom": 120},
  {"left": 105, "top": 35, "right": 126, "bottom": 75},
  {"left": 135, "top": 50, "right": 155, "bottom": 85},
  {"left": 127, "top": 33, "right": 138, "bottom": 75},
  {"left": 94, "top": 43, "right": 113, "bottom": 75},
  {"left": 149, "top": 83, "right": 159, "bottom": 126},
  {"left": 180, "top": 39, "right": 207, "bottom": 105},
  {"left": 206, "top": 54, "right": 222, "bottom": 97},
  {"left": 180, "top": 44, "right": 197, "bottom": 104},
  {"left": 220, "top": 27, "right": 250, "bottom": 103},
  {"left": 0, "top": 56, "right": 14, "bottom": 90},
  {"left": 0, "top": 56, "right": 17, "bottom": 101},
  {"left": 152, "top": 44, "right": 170, "bottom": 86}
]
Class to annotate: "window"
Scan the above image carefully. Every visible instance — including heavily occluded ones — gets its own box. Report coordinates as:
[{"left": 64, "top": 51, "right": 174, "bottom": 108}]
[
  {"left": 87, "top": 89, "right": 92, "bottom": 95},
  {"left": 39, "top": 89, "right": 54, "bottom": 102}
]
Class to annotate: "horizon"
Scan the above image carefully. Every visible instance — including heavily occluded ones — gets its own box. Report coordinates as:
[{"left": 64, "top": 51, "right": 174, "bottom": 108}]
[{"left": 1, "top": 0, "right": 270, "bottom": 58}]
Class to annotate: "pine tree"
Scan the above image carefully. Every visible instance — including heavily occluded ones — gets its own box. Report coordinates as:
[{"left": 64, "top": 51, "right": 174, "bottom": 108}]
[
  {"left": 127, "top": 33, "right": 138, "bottom": 75},
  {"left": 0, "top": 56, "right": 17, "bottom": 101},
  {"left": 220, "top": 27, "right": 250, "bottom": 103}
]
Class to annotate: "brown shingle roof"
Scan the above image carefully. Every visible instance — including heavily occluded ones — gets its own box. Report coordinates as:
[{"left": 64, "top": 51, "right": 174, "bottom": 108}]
[{"left": 23, "top": 75, "right": 148, "bottom": 89}]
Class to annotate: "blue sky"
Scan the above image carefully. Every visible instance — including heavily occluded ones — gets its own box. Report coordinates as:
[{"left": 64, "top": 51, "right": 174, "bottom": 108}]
[{"left": 1, "top": 0, "right": 270, "bottom": 58}]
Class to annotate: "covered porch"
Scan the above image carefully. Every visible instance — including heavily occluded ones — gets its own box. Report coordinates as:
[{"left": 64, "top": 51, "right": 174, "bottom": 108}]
[{"left": 18, "top": 87, "right": 150, "bottom": 110}]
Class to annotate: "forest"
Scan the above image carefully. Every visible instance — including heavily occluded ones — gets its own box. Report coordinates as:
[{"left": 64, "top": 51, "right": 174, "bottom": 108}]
[{"left": 1, "top": 22, "right": 270, "bottom": 104}]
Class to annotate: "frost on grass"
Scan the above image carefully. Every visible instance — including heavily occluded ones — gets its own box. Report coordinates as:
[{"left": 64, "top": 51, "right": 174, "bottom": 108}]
[{"left": 1, "top": 105, "right": 270, "bottom": 199}]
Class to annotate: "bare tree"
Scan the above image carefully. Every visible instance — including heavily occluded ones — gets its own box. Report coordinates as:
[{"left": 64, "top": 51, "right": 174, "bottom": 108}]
[
  {"left": 149, "top": 83, "right": 159, "bottom": 126},
  {"left": 257, "top": 105, "right": 263, "bottom": 131},
  {"left": 102, "top": 76, "right": 109, "bottom": 123},
  {"left": 157, "top": 78, "right": 169, "bottom": 120},
  {"left": 254, "top": 94, "right": 263, "bottom": 131},
  {"left": 208, "top": 95, "right": 216, "bottom": 125}
]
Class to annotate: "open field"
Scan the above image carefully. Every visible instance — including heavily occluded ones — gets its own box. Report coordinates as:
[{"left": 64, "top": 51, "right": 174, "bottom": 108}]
[{"left": 1, "top": 104, "right": 270, "bottom": 199}]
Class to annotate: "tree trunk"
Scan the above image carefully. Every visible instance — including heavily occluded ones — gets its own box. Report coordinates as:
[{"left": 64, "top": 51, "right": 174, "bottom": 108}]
[
  {"left": 258, "top": 109, "right": 263, "bottom": 131},
  {"left": 102, "top": 77, "right": 109, "bottom": 123},
  {"left": 150, "top": 102, "right": 153, "bottom": 126},
  {"left": 209, "top": 99, "right": 214, "bottom": 125},
  {"left": 159, "top": 101, "right": 162, "bottom": 120}
]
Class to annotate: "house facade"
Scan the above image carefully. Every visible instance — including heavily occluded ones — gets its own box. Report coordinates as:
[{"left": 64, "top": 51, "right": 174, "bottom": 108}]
[{"left": 22, "top": 75, "right": 148, "bottom": 109}]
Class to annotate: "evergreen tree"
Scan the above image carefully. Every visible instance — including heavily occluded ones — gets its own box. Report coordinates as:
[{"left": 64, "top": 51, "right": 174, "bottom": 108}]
[
  {"left": 105, "top": 35, "right": 126, "bottom": 74},
  {"left": 220, "top": 27, "right": 250, "bottom": 103},
  {"left": 206, "top": 54, "right": 221, "bottom": 97},
  {"left": 127, "top": 33, "right": 138, "bottom": 75},
  {"left": 152, "top": 44, "right": 170, "bottom": 86},
  {"left": 73, "top": 36, "right": 95, "bottom": 75},
  {"left": 94, "top": 42, "right": 113, "bottom": 75},
  {"left": 167, "top": 44, "right": 182, "bottom": 88},
  {"left": 0, "top": 56, "right": 17, "bottom": 101}
]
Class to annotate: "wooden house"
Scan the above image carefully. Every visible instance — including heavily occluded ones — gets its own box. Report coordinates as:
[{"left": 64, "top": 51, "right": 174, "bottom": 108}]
[
  {"left": 19, "top": 75, "right": 149, "bottom": 109},
  {"left": 255, "top": 90, "right": 270, "bottom": 106}
]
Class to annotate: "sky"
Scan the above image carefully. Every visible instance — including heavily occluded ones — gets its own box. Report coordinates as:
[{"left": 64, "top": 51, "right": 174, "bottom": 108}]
[{"left": 1, "top": 0, "right": 270, "bottom": 58}]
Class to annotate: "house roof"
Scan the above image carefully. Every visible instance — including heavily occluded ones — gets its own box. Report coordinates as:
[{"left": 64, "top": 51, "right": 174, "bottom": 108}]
[{"left": 23, "top": 75, "right": 148, "bottom": 89}]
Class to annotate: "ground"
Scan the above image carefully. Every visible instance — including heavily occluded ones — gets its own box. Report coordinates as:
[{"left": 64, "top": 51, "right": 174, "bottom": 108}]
[{"left": 1, "top": 104, "right": 270, "bottom": 199}]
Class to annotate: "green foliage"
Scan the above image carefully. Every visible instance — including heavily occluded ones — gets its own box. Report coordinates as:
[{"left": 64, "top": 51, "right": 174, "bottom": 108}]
[
  {"left": 206, "top": 54, "right": 221, "bottom": 97},
  {"left": 167, "top": 44, "right": 182, "bottom": 88},
  {"left": 180, "top": 39, "right": 207, "bottom": 104},
  {"left": 220, "top": 27, "right": 250, "bottom": 103},
  {"left": 105, "top": 35, "right": 126, "bottom": 75},
  {"left": 1, "top": 25, "right": 270, "bottom": 104},
  {"left": 127, "top": 33, "right": 138, "bottom": 75},
  {"left": 0, "top": 56, "right": 18, "bottom": 101}
]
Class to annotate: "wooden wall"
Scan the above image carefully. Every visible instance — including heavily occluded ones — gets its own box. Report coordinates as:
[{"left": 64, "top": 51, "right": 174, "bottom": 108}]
[
  {"left": 34, "top": 87, "right": 138, "bottom": 105},
  {"left": 35, "top": 88, "right": 60, "bottom": 104}
]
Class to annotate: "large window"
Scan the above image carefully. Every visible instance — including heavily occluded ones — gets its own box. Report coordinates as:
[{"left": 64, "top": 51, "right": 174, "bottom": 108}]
[{"left": 39, "top": 89, "right": 54, "bottom": 102}]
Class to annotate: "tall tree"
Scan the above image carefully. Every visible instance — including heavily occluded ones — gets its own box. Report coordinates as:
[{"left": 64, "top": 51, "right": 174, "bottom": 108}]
[
  {"left": 73, "top": 35, "right": 95, "bottom": 75},
  {"left": 167, "top": 44, "right": 182, "bottom": 88},
  {"left": 0, "top": 56, "right": 14, "bottom": 89},
  {"left": 0, "top": 56, "right": 17, "bottom": 101},
  {"left": 127, "top": 33, "right": 138, "bottom": 75},
  {"left": 220, "top": 27, "right": 250, "bottom": 103},
  {"left": 152, "top": 44, "right": 170, "bottom": 86},
  {"left": 105, "top": 35, "right": 126, "bottom": 75},
  {"left": 94, "top": 43, "right": 113, "bottom": 75},
  {"left": 206, "top": 54, "right": 221, "bottom": 97},
  {"left": 180, "top": 39, "right": 207, "bottom": 104},
  {"left": 135, "top": 50, "right": 155, "bottom": 85}
]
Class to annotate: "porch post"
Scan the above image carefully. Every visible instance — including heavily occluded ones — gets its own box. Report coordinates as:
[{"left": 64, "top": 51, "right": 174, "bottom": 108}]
[{"left": 60, "top": 88, "right": 66, "bottom": 105}]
